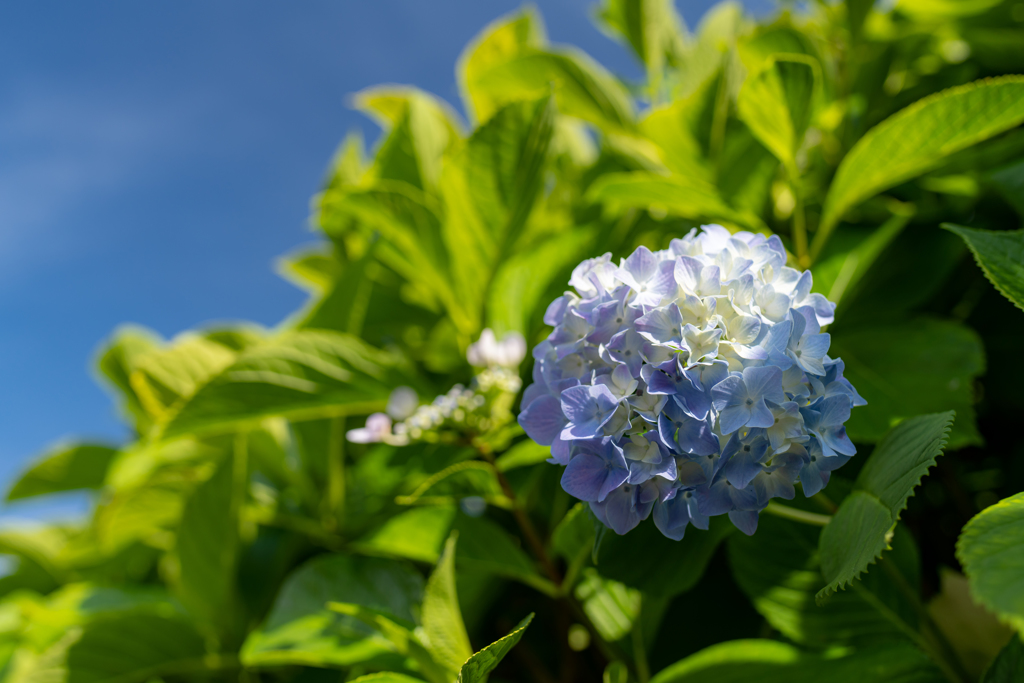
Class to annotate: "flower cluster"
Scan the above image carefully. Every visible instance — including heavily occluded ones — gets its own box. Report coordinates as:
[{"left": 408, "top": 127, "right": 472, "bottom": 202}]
[
  {"left": 347, "top": 330, "right": 526, "bottom": 446},
  {"left": 518, "top": 225, "right": 865, "bottom": 538}
]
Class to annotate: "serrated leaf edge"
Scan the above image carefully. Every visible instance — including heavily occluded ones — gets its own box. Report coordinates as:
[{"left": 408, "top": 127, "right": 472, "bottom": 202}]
[
  {"left": 942, "top": 224, "right": 1024, "bottom": 313},
  {"left": 816, "top": 412, "right": 954, "bottom": 600},
  {"left": 457, "top": 613, "right": 534, "bottom": 683}
]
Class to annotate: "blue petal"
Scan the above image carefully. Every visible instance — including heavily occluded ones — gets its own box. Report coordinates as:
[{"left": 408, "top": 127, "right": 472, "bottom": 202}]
[
  {"left": 517, "top": 395, "right": 565, "bottom": 446},
  {"left": 742, "top": 365, "right": 785, "bottom": 404},
  {"left": 728, "top": 510, "right": 760, "bottom": 535},
  {"left": 598, "top": 465, "right": 630, "bottom": 502},
  {"left": 654, "top": 493, "right": 690, "bottom": 541},
  {"left": 560, "top": 454, "right": 608, "bottom": 502},
  {"left": 598, "top": 486, "right": 645, "bottom": 535},
  {"left": 746, "top": 398, "right": 776, "bottom": 429},
  {"left": 718, "top": 404, "right": 751, "bottom": 435},
  {"left": 675, "top": 412, "right": 720, "bottom": 456},
  {"left": 721, "top": 436, "right": 768, "bottom": 490}
]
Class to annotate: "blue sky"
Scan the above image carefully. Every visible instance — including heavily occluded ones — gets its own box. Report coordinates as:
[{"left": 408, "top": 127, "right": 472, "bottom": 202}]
[{"left": 0, "top": 0, "right": 768, "bottom": 519}]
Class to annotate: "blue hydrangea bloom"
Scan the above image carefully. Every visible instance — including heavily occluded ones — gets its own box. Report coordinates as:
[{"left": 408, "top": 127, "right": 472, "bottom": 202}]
[{"left": 518, "top": 225, "right": 865, "bottom": 538}]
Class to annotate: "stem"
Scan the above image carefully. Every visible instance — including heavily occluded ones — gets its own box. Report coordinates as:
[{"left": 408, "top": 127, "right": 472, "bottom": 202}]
[
  {"left": 764, "top": 501, "right": 832, "bottom": 527},
  {"left": 476, "top": 444, "right": 625, "bottom": 668},
  {"left": 878, "top": 557, "right": 973, "bottom": 683},
  {"left": 811, "top": 492, "right": 839, "bottom": 514},
  {"left": 632, "top": 606, "right": 651, "bottom": 683},
  {"left": 481, "top": 449, "right": 562, "bottom": 585}
]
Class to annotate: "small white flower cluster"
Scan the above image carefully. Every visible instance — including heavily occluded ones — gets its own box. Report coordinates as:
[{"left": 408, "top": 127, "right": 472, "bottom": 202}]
[
  {"left": 347, "top": 330, "right": 525, "bottom": 446},
  {"left": 467, "top": 329, "right": 527, "bottom": 368}
]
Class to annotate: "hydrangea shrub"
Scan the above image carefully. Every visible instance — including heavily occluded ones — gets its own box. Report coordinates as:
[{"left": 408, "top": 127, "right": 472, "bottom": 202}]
[{"left": 519, "top": 226, "right": 865, "bottom": 537}]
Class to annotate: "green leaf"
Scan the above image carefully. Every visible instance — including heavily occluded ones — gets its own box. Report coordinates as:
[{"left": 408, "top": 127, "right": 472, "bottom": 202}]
[
  {"left": 818, "top": 412, "right": 954, "bottom": 599},
  {"left": 349, "top": 675, "right": 428, "bottom": 683},
  {"left": 420, "top": 534, "right": 472, "bottom": 676},
  {"left": 817, "top": 492, "right": 895, "bottom": 599},
  {"left": 463, "top": 43, "right": 634, "bottom": 132},
  {"left": 6, "top": 443, "right": 118, "bottom": 502},
  {"left": 728, "top": 508, "right": 915, "bottom": 647},
  {"left": 596, "top": 0, "right": 686, "bottom": 87},
  {"left": 174, "top": 448, "right": 243, "bottom": 629},
  {"left": 95, "top": 325, "right": 162, "bottom": 433},
  {"left": 957, "top": 492, "right": 1024, "bottom": 636},
  {"left": 451, "top": 515, "right": 554, "bottom": 595},
  {"left": 736, "top": 55, "right": 817, "bottom": 174},
  {"left": 297, "top": 236, "right": 380, "bottom": 336},
  {"left": 241, "top": 553, "right": 424, "bottom": 668},
  {"left": 353, "top": 506, "right": 458, "bottom": 564},
  {"left": 982, "top": 636, "right": 1024, "bottom": 683},
  {"left": 354, "top": 86, "right": 461, "bottom": 192},
  {"left": 595, "top": 514, "right": 732, "bottom": 598},
  {"left": 551, "top": 503, "right": 594, "bottom": 562},
  {"left": 162, "top": 330, "right": 416, "bottom": 438},
  {"left": 574, "top": 568, "right": 641, "bottom": 641},
  {"left": 326, "top": 601, "right": 451, "bottom": 683},
  {"left": 943, "top": 224, "right": 1024, "bottom": 312},
  {"left": 815, "top": 75, "right": 1024, "bottom": 258},
  {"left": 586, "top": 172, "right": 766, "bottom": 231},
  {"left": 320, "top": 184, "right": 471, "bottom": 335},
  {"left": 648, "top": 639, "right": 946, "bottom": 683},
  {"left": 397, "top": 462, "right": 509, "bottom": 509},
  {"left": 129, "top": 334, "right": 238, "bottom": 424},
  {"left": 831, "top": 318, "right": 983, "bottom": 448},
  {"left": 846, "top": 0, "right": 875, "bottom": 38},
  {"left": 811, "top": 209, "right": 915, "bottom": 309},
  {"left": 895, "top": 0, "right": 1002, "bottom": 19},
  {"left": 458, "top": 8, "right": 546, "bottom": 123},
  {"left": 486, "top": 228, "right": 597, "bottom": 335},
  {"left": 988, "top": 158, "right": 1024, "bottom": 217},
  {"left": 63, "top": 612, "right": 210, "bottom": 683},
  {"left": 277, "top": 244, "right": 337, "bottom": 294},
  {"left": 494, "top": 440, "right": 551, "bottom": 472},
  {"left": 458, "top": 612, "right": 534, "bottom": 683}
]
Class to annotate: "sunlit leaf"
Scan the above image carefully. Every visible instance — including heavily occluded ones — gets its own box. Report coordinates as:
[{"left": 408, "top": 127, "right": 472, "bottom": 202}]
[
  {"left": 241, "top": 553, "right": 424, "bottom": 668},
  {"left": 174, "top": 450, "right": 242, "bottom": 629},
  {"left": 596, "top": 0, "right": 686, "bottom": 90},
  {"left": 729, "top": 509, "right": 917, "bottom": 647},
  {"left": 957, "top": 492, "right": 1024, "bottom": 637},
  {"left": 60, "top": 612, "right": 209, "bottom": 683},
  {"left": 420, "top": 535, "right": 472, "bottom": 676},
  {"left": 6, "top": 443, "right": 118, "bottom": 502},
  {"left": 818, "top": 412, "right": 954, "bottom": 599},
  {"left": 815, "top": 76, "right": 1024, "bottom": 258},
  {"left": 586, "top": 172, "right": 766, "bottom": 231},
  {"left": 574, "top": 568, "right": 641, "bottom": 641},
  {"left": 354, "top": 86, "right": 462, "bottom": 192},
  {"left": 648, "top": 639, "right": 945, "bottom": 682},
  {"left": 458, "top": 613, "right": 533, "bottom": 683},
  {"left": 736, "top": 55, "right": 817, "bottom": 174},
  {"left": 162, "top": 330, "right": 417, "bottom": 438},
  {"left": 458, "top": 8, "right": 547, "bottom": 123}
]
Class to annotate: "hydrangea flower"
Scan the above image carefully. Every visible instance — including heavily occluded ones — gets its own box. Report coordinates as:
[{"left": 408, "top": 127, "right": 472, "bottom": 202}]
[{"left": 518, "top": 225, "right": 865, "bottom": 538}]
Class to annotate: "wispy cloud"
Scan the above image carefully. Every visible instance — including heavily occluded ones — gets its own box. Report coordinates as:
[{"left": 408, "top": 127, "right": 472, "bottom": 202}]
[{"left": 0, "top": 86, "right": 203, "bottom": 285}]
